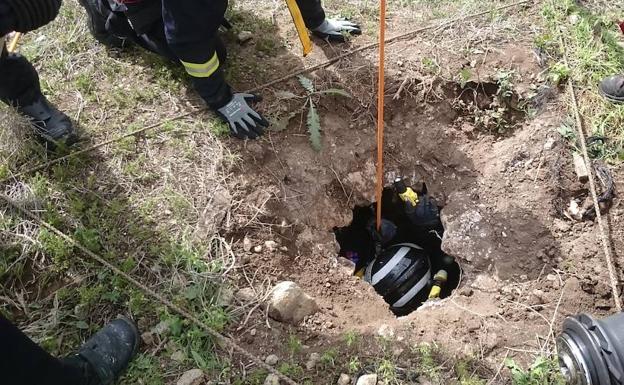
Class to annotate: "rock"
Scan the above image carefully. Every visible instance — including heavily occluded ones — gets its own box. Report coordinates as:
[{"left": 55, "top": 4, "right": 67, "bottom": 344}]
[
  {"left": 198, "top": 186, "right": 231, "bottom": 237},
  {"left": 459, "top": 287, "right": 474, "bottom": 297},
  {"left": 171, "top": 350, "right": 186, "bottom": 362},
  {"left": 265, "top": 354, "right": 279, "bottom": 366},
  {"left": 337, "top": 374, "right": 351, "bottom": 385},
  {"left": 237, "top": 30, "right": 253, "bottom": 44},
  {"left": 337, "top": 257, "right": 356, "bottom": 276},
  {"left": 531, "top": 289, "right": 547, "bottom": 304},
  {"left": 264, "top": 374, "right": 280, "bottom": 385},
  {"left": 306, "top": 352, "right": 321, "bottom": 370},
  {"left": 573, "top": 153, "right": 589, "bottom": 183},
  {"left": 466, "top": 318, "right": 481, "bottom": 332},
  {"left": 356, "top": 374, "right": 378, "bottom": 385},
  {"left": 177, "top": 369, "right": 204, "bottom": 385},
  {"left": 377, "top": 324, "right": 395, "bottom": 339},
  {"left": 141, "top": 331, "right": 155, "bottom": 346},
  {"left": 268, "top": 281, "right": 319, "bottom": 324},
  {"left": 253, "top": 245, "right": 263, "bottom": 253},
  {"left": 243, "top": 237, "right": 252, "bottom": 252},
  {"left": 250, "top": 328, "right": 257, "bottom": 336},
  {"left": 543, "top": 137, "right": 556, "bottom": 150},
  {"left": 217, "top": 286, "right": 235, "bottom": 307},
  {"left": 236, "top": 287, "right": 256, "bottom": 303},
  {"left": 151, "top": 320, "right": 170, "bottom": 336},
  {"left": 265, "top": 240, "right": 278, "bottom": 251}
]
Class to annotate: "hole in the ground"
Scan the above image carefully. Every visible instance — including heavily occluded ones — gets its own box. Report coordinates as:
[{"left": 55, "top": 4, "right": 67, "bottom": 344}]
[{"left": 334, "top": 180, "right": 461, "bottom": 316}]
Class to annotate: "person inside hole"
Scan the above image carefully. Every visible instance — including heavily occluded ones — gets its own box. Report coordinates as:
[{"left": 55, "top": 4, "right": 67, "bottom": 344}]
[{"left": 335, "top": 179, "right": 458, "bottom": 314}]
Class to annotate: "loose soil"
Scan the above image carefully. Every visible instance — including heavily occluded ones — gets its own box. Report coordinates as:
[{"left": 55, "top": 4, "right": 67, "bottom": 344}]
[{"left": 218, "top": 9, "right": 623, "bottom": 379}]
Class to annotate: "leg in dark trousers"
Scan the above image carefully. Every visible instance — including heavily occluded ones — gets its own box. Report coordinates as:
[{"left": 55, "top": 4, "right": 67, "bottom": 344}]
[
  {"left": 0, "top": 46, "right": 41, "bottom": 107},
  {"left": 295, "top": 0, "right": 326, "bottom": 29},
  {"left": 0, "top": 315, "right": 86, "bottom": 385}
]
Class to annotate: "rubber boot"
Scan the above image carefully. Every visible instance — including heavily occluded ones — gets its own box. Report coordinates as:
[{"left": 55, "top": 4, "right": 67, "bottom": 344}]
[
  {"left": 599, "top": 75, "right": 624, "bottom": 104},
  {"left": 62, "top": 317, "right": 139, "bottom": 385},
  {"left": 77, "top": 0, "right": 130, "bottom": 48},
  {"left": 0, "top": 52, "right": 77, "bottom": 148}
]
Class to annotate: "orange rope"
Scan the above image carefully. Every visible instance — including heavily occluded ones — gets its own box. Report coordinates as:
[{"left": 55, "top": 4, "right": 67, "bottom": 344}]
[{"left": 375, "top": 0, "right": 387, "bottom": 231}]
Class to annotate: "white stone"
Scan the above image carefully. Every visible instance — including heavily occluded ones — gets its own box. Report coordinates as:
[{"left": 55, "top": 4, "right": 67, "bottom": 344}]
[
  {"left": 306, "top": 352, "right": 321, "bottom": 370},
  {"left": 265, "top": 240, "right": 278, "bottom": 251},
  {"left": 377, "top": 324, "right": 395, "bottom": 339},
  {"left": 264, "top": 374, "right": 280, "bottom": 385},
  {"left": 338, "top": 374, "right": 351, "bottom": 385},
  {"left": 176, "top": 369, "right": 204, "bottom": 385},
  {"left": 356, "top": 374, "right": 378, "bottom": 385},
  {"left": 265, "top": 354, "right": 279, "bottom": 366},
  {"left": 238, "top": 30, "right": 253, "bottom": 44},
  {"left": 243, "top": 237, "right": 252, "bottom": 252},
  {"left": 236, "top": 287, "right": 256, "bottom": 302},
  {"left": 268, "top": 281, "right": 319, "bottom": 325}
]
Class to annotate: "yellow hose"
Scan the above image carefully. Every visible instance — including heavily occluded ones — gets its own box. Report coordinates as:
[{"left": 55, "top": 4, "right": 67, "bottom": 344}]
[{"left": 284, "top": 0, "right": 312, "bottom": 56}]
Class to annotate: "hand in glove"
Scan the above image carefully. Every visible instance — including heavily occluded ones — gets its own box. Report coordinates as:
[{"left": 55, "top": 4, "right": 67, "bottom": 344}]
[
  {"left": 312, "top": 18, "right": 361, "bottom": 42},
  {"left": 217, "top": 93, "right": 269, "bottom": 139}
]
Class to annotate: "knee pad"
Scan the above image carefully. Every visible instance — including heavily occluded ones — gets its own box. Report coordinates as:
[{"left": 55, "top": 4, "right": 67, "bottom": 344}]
[{"left": 5, "top": 0, "right": 62, "bottom": 33}]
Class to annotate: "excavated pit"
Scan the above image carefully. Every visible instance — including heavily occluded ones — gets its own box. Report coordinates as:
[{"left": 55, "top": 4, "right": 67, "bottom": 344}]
[{"left": 333, "top": 185, "right": 461, "bottom": 316}]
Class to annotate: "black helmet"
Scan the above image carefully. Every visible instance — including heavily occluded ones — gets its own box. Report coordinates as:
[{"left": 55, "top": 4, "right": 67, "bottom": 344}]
[{"left": 364, "top": 243, "right": 431, "bottom": 314}]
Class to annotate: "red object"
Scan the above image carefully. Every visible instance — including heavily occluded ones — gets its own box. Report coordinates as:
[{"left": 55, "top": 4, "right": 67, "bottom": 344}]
[{"left": 619, "top": 21, "right": 624, "bottom": 35}]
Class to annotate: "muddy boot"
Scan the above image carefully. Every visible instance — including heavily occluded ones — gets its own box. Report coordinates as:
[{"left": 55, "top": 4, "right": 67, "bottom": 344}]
[
  {"left": 0, "top": 52, "right": 77, "bottom": 148},
  {"left": 77, "top": 0, "right": 130, "bottom": 48},
  {"left": 61, "top": 317, "right": 139, "bottom": 385},
  {"left": 598, "top": 75, "right": 624, "bottom": 104}
]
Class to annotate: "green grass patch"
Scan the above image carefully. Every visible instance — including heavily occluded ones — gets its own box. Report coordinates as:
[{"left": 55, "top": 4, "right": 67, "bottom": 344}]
[{"left": 542, "top": 0, "right": 624, "bottom": 161}]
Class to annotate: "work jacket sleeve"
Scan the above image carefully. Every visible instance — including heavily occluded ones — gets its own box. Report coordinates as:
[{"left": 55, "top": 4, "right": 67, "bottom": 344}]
[
  {"left": 161, "top": 0, "right": 232, "bottom": 109},
  {"left": 295, "top": 0, "right": 325, "bottom": 29}
]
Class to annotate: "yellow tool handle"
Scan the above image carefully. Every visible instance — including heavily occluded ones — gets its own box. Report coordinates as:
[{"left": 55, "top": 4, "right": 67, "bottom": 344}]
[
  {"left": 284, "top": 0, "right": 312, "bottom": 56},
  {"left": 8, "top": 32, "right": 22, "bottom": 53}
]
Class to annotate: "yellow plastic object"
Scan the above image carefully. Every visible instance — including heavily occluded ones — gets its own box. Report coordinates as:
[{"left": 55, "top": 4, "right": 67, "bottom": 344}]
[
  {"left": 355, "top": 268, "right": 365, "bottom": 278},
  {"left": 428, "top": 270, "right": 448, "bottom": 299},
  {"left": 428, "top": 285, "right": 441, "bottom": 299},
  {"left": 398, "top": 187, "right": 419, "bottom": 207},
  {"left": 285, "top": 0, "right": 312, "bottom": 56}
]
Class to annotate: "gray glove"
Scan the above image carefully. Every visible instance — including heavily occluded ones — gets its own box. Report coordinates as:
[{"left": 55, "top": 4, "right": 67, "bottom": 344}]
[
  {"left": 217, "top": 93, "right": 268, "bottom": 139},
  {"left": 312, "top": 18, "right": 361, "bottom": 42}
]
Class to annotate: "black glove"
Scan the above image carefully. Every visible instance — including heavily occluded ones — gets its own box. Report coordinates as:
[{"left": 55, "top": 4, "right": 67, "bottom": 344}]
[{"left": 217, "top": 93, "right": 269, "bottom": 139}]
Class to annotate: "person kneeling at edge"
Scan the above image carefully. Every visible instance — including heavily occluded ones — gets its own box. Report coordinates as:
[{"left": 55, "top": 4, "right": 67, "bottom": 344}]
[
  {"left": 1, "top": 314, "right": 139, "bottom": 385},
  {"left": 0, "top": 0, "right": 77, "bottom": 148},
  {"left": 77, "top": 0, "right": 361, "bottom": 140}
]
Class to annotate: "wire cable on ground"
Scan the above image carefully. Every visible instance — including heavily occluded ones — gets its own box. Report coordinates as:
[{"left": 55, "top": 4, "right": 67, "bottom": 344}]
[
  {"left": 555, "top": 23, "right": 622, "bottom": 311},
  {"left": 375, "top": 0, "right": 387, "bottom": 231},
  {"left": 0, "top": 0, "right": 532, "bottom": 185},
  {"left": 0, "top": 191, "right": 300, "bottom": 385}
]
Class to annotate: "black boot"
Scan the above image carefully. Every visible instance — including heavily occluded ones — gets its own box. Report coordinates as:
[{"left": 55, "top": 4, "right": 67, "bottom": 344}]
[
  {"left": 0, "top": 52, "right": 77, "bottom": 148},
  {"left": 77, "top": 0, "right": 130, "bottom": 48},
  {"left": 62, "top": 317, "right": 139, "bottom": 385},
  {"left": 599, "top": 75, "right": 624, "bottom": 104}
]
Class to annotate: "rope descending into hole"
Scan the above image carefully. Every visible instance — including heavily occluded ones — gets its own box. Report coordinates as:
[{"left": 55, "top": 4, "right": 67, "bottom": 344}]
[{"left": 375, "top": 0, "right": 387, "bottom": 231}]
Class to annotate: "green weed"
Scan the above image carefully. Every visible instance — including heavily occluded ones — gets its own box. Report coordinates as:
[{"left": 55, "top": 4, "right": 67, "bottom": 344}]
[{"left": 506, "top": 357, "right": 566, "bottom": 385}]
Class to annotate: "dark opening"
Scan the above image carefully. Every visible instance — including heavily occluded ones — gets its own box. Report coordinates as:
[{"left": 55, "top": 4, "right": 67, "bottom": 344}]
[{"left": 333, "top": 184, "right": 461, "bottom": 316}]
